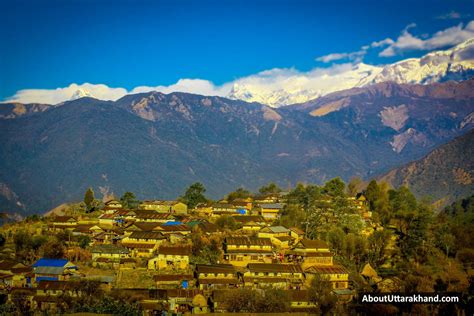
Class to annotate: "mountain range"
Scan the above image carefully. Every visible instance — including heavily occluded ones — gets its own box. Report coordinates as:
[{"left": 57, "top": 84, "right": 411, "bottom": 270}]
[
  {"left": 0, "top": 78, "right": 473, "bottom": 215},
  {"left": 228, "top": 39, "right": 474, "bottom": 107}
]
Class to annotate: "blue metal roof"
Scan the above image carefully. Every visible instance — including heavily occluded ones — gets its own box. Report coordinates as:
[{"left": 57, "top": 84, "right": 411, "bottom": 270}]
[
  {"left": 163, "top": 221, "right": 182, "bottom": 226},
  {"left": 33, "top": 258, "right": 68, "bottom": 267}
]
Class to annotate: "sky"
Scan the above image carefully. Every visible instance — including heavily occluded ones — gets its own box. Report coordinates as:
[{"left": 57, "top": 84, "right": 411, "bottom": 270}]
[{"left": 1, "top": 0, "right": 473, "bottom": 103}]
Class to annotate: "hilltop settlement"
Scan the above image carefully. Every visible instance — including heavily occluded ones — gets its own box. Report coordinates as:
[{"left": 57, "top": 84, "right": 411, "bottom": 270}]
[{"left": 0, "top": 180, "right": 472, "bottom": 315}]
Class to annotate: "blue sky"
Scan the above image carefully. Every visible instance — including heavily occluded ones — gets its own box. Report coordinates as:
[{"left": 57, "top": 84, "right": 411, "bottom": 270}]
[{"left": 1, "top": 0, "right": 473, "bottom": 102}]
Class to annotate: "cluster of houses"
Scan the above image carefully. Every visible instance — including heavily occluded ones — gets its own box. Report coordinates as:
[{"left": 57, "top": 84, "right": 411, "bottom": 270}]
[{"left": 0, "top": 193, "right": 371, "bottom": 314}]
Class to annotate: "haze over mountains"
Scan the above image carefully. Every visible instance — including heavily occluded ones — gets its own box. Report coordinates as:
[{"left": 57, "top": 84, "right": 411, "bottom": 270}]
[{"left": 0, "top": 77, "right": 473, "bottom": 214}]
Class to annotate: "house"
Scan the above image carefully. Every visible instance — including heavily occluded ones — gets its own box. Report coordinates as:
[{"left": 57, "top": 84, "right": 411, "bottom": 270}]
[
  {"left": 134, "top": 210, "right": 176, "bottom": 223},
  {"left": 304, "top": 265, "right": 349, "bottom": 290},
  {"left": 233, "top": 215, "right": 266, "bottom": 231},
  {"left": 258, "top": 226, "right": 294, "bottom": 248},
  {"left": 211, "top": 203, "right": 237, "bottom": 217},
  {"left": 91, "top": 244, "right": 130, "bottom": 267},
  {"left": 286, "top": 239, "right": 333, "bottom": 268},
  {"left": 224, "top": 237, "right": 273, "bottom": 267},
  {"left": 36, "top": 280, "right": 78, "bottom": 297},
  {"left": 104, "top": 199, "right": 122, "bottom": 209},
  {"left": 257, "top": 203, "right": 284, "bottom": 221},
  {"left": 125, "top": 221, "right": 162, "bottom": 232},
  {"left": 231, "top": 198, "right": 253, "bottom": 213},
  {"left": 289, "top": 227, "right": 305, "bottom": 241},
  {"left": 121, "top": 231, "right": 166, "bottom": 257},
  {"left": 158, "top": 223, "right": 191, "bottom": 236},
  {"left": 148, "top": 246, "right": 191, "bottom": 271},
  {"left": 0, "top": 260, "right": 33, "bottom": 288},
  {"left": 194, "top": 203, "right": 213, "bottom": 216},
  {"left": 154, "top": 274, "right": 194, "bottom": 289},
  {"left": 98, "top": 213, "right": 117, "bottom": 227},
  {"left": 243, "top": 263, "right": 304, "bottom": 289},
  {"left": 253, "top": 193, "right": 280, "bottom": 204},
  {"left": 141, "top": 201, "right": 188, "bottom": 214},
  {"left": 71, "top": 224, "right": 95, "bottom": 236},
  {"left": 32, "top": 258, "right": 78, "bottom": 283},
  {"left": 51, "top": 216, "right": 77, "bottom": 230},
  {"left": 195, "top": 264, "right": 239, "bottom": 290},
  {"left": 165, "top": 289, "right": 207, "bottom": 314}
]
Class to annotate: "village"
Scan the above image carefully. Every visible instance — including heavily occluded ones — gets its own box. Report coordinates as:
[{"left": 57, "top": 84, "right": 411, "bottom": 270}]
[{"left": 0, "top": 184, "right": 399, "bottom": 315}]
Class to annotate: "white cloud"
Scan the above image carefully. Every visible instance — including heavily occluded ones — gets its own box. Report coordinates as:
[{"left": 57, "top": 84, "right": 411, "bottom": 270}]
[
  {"left": 379, "top": 20, "right": 474, "bottom": 57},
  {"left": 4, "top": 80, "right": 230, "bottom": 105},
  {"left": 5, "top": 83, "right": 129, "bottom": 105},
  {"left": 316, "top": 50, "right": 366, "bottom": 63},
  {"left": 436, "top": 11, "right": 470, "bottom": 20}
]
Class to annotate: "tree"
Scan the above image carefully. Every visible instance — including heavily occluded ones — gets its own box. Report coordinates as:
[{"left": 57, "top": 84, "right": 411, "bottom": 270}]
[
  {"left": 78, "top": 235, "right": 91, "bottom": 249},
  {"left": 215, "top": 215, "right": 238, "bottom": 230},
  {"left": 308, "top": 274, "right": 338, "bottom": 315},
  {"left": 180, "top": 182, "right": 207, "bottom": 209},
  {"left": 364, "top": 180, "right": 381, "bottom": 210},
  {"left": 84, "top": 187, "right": 95, "bottom": 211},
  {"left": 40, "top": 239, "right": 65, "bottom": 259},
  {"left": 0, "top": 233, "right": 5, "bottom": 247},
  {"left": 226, "top": 187, "right": 252, "bottom": 202},
  {"left": 13, "top": 230, "right": 33, "bottom": 253},
  {"left": 258, "top": 182, "right": 282, "bottom": 195},
  {"left": 347, "top": 176, "right": 363, "bottom": 197},
  {"left": 328, "top": 227, "right": 345, "bottom": 256},
  {"left": 323, "top": 177, "right": 346, "bottom": 197},
  {"left": 120, "top": 192, "right": 139, "bottom": 209},
  {"left": 367, "top": 229, "right": 392, "bottom": 267}
]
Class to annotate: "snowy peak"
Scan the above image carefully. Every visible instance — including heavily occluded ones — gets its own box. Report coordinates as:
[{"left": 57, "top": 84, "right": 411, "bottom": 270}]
[
  {"left": 226, "top": 39, "right": 474, "bottom": 107},
  {"left": 70, "top": 88, "right": 93, "bottom": 100}
]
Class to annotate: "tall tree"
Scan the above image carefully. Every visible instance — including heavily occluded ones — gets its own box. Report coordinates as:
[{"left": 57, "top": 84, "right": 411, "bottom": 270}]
[
  {"left": 120, "top": 191, "right": 139, "bottom": 209},
  {"left": 347, "top": 176, "right": 363, "bottom": 197},
  {"left": 180, "top": 182, "right": 207, "bottom": 209},
  {"left": 84, "top": 187, "right": 95, "bottom": 211}
]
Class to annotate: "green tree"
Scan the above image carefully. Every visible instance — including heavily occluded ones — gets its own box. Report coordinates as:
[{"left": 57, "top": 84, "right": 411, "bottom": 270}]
[
  {"left": 78, "top": 235, "right": 91, "bottom": 249},
  {"left": 180, "top": 182, "right": 208, "bottom": 209},
  {"left": 13, "top": 230, "right": 33, "bottom": 253},
  {"left": 40, "top": 239, "right": 65, "bottom": 259},
  {"left": 308, "top": 274, "right": 338, "bottom": 315},
  {"left": 226, "top": 187, "right": 252, "bottom": 202},
  {"left": 120, "top": 191, "right": 139, "bottom": 209},
  {"left": 84, "top": 187, "right": 95, "bottom": 211},
  {"left": 364, "top": 180, "right": 381, "bottom": 211},
  {"left": 347, "top": 176, "right": 363, "bottom": 197},
  {"left": 258, "top": 182, "right": 282, "bottom": 195},
  {"left": 367, "top": 229, "right": 392, "bottom": 267},
  {"left": 323, "top": 177, "right": 346, "bottom": 197},
  {"left": 328, "top": 227, "right": 345, "bottom": 255},
  {"left": 215, "top": 215, "right": 238, "bottom": 230}
]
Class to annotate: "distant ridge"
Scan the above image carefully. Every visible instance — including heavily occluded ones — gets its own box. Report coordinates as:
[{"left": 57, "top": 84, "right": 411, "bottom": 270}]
[{"left": 379, "top": 129, "right": 474, "bottom": 208}]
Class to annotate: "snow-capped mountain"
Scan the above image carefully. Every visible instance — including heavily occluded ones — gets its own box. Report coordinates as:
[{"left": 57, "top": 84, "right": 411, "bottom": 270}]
[
  {"left": 227, "top": 39, "right": 474, "bottom": 107},
  {"left": 70, "top": 88, "right": 93, "bottom": 100}
]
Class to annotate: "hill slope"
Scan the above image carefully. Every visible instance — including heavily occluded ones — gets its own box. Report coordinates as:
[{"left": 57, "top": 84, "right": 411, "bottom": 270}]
[{"left": 379, "top": 129, "right": 474, "bottom": 206}]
